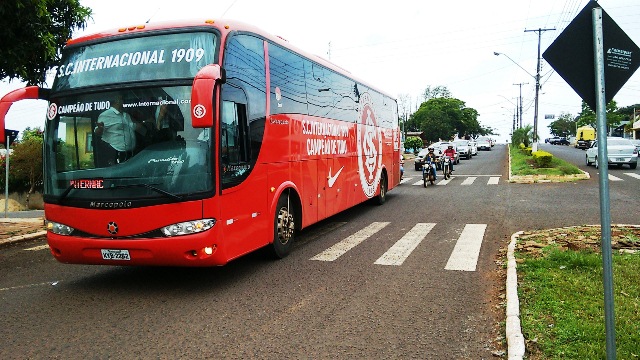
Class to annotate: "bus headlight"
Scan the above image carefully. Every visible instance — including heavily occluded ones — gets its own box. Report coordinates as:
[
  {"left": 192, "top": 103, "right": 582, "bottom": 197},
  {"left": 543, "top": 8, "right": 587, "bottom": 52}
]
[
  {"left": 46, "top": 221, "right": 74, "bottom": 236},
  {"left": 161, "top": 219, "right": 216, "bottom": 237}
]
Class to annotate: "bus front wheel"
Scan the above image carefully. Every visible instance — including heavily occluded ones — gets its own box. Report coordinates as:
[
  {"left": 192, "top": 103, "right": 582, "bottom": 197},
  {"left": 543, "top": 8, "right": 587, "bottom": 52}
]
[{"left": 271, "top": 194, "right": 295, "bottom": 258}]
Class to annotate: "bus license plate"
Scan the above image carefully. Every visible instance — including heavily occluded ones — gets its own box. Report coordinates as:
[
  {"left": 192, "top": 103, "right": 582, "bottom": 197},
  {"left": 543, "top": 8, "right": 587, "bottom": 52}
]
[{"left": 101, "top": 249, "right": 131, "bottom": 261}]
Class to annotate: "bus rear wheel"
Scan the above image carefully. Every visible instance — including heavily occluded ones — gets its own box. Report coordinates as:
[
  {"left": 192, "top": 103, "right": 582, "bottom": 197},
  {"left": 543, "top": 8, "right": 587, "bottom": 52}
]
[
  {"left": 271, "top": 194, "right": 295, "bottom": 258},
  {"left": 375, "top": 174, "right": 387, "bottom": 205}
]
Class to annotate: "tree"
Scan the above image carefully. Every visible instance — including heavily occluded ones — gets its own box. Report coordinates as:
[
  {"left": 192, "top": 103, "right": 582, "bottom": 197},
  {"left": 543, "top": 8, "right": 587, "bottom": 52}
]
[
  {"left": 0, "top": 1, "right": 92, "bottom": 85},
  {"left": 422, "top": 85, "right": 451, "bottom": 102},
  {"left": 548, "top": 112, "right": 577, "bottom": 137},
  {"left": 9, "top": 128, "right": 44, "bottom": 208},
  {"left": 403, "top": 136, "right": 423, "bottom": 153},
  {"left": 576, "top": 100, "right": 624, "bottom": 131},
  {"left": 412, "top": 97, "right": 487, "bottom": 143},
  {"left": 512, "top": 125, "right": 533, "bottom": 147}
]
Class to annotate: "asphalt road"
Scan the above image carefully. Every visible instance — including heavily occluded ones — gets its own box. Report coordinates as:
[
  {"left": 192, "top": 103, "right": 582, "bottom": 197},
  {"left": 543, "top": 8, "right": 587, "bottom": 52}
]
[{"left": 1, "top": 144, "right": 638, "bottom": 359}]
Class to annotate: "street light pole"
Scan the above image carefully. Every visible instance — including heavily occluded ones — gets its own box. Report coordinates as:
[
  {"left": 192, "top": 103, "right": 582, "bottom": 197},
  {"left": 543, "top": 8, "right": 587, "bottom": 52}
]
[{"left": 525, "top": 28, "right": 555, "bottom": 143}]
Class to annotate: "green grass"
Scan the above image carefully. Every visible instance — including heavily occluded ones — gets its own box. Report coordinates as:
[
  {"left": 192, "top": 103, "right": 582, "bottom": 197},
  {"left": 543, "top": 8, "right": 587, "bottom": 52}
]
[
  {"left": 518, "top": 249, "right": 640, "bottom": 359},
  {"left": 510, "top": 146, "right": 583, "bottom": 176}
]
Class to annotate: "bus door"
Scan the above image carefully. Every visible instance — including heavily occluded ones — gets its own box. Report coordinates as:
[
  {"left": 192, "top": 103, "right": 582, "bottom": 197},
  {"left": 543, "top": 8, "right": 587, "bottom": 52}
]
[{"left": 218, "top": 33, "right": 269, "bottom": 257}]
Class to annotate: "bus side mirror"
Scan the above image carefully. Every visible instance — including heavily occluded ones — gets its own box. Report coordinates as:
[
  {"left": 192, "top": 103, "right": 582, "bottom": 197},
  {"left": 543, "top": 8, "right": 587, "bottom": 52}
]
[
  {"left": 191, "top": 64, "right": 225, "bottom": 128},
  {"left": 0, "top": 86, "right": 49, "bottom": 144}
]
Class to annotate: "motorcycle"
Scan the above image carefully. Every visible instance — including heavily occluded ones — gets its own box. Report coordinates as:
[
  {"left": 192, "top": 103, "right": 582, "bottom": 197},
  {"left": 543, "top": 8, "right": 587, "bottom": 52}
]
[
  {"left": 422, "top": 158, "right": 437, "bottom": 187},
  {"left": 441, "top": 155, "right": 452, "bottom": 180}
]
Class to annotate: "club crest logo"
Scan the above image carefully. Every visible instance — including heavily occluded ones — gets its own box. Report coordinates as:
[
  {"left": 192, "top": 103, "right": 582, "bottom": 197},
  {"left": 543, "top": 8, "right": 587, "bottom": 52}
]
[
  {"left": 357, "top": 93, "right": 383, "bottom": 198},
  {"left": 47, "top": 103, "right": 58, "bottom": 120}
]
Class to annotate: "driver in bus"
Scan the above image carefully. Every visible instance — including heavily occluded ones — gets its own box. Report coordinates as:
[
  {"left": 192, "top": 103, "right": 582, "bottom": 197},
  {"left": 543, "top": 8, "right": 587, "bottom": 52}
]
[{"left": 94, "top": 94, "right": 145, "bottom": 166}]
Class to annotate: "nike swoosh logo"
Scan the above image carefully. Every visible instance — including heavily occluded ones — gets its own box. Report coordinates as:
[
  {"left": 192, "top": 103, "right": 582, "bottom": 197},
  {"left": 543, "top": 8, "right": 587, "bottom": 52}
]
[{"left": 328, "top": 166, "right": 344, "bottom": 188}]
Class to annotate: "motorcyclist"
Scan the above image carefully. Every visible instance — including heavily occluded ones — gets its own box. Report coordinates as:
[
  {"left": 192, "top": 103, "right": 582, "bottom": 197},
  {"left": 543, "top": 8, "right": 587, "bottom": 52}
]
[
  {"left": 424, "top": 147, "right": 438, "bottom": 180},
  {"left": 442, "top": 144, "right": 456, "bottom": 172}
]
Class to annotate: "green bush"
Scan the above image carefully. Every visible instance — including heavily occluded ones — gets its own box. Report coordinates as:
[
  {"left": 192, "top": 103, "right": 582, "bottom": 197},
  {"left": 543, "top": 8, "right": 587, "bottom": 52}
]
[
  {"left": 522, "top": 147, "right": 532, "bottom": 156},
  {"left": 532, "top": 150, "right": 553, "bottom": 168}
]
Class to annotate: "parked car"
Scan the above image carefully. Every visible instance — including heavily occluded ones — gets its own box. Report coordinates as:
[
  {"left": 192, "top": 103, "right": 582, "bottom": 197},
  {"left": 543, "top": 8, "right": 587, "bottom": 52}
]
[
  {"left": 453, "top": 139, "right": 473, "bottom": 159},
  {"left": 550, "top": 137, "right": 570, "bottom": 145},
  {"left": 585, "top": 137, "right": 638, "bottom": 169},
  {"left": 476, "top": 137, "right": 492, "bottom": 150}
]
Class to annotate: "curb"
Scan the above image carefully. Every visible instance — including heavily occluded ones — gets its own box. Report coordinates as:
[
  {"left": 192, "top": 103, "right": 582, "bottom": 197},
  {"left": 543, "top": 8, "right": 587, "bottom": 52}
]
[
  {"left": 0, "top": 230, "right": 48, "bottom": 247},
  {"left": 506, "top": 231, "right": 526, "bottom": 359}
]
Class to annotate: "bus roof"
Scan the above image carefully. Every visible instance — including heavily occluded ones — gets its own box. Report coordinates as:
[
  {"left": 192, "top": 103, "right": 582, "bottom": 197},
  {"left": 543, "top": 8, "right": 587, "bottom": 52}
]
[{"left": 66, "top": 19, "right": 395, "bottom": 100}]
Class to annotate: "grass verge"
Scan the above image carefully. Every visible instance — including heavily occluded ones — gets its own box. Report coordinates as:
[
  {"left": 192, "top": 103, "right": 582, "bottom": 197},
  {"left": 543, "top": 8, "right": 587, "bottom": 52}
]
[
  {"left": 516, "top": 226, "right": 640, "bottom": 359},
  {"left": 510, "top": 146, "right": 583, "bottom": 177}
]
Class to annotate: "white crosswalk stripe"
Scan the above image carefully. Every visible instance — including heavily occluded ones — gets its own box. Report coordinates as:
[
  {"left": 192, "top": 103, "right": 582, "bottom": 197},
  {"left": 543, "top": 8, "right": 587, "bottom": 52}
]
[
  {"left": 625, "top": 173, "right": 640, "bottom": 180},
  {"left": 461, "top": 177, "right": 476, "bottom": 185},
  {"left": 608, "top": 174, "right": 623, "bottom": 181},
  {"left": 374, "top": 223, "right": 436, "bottom": 266},
  {"left": 310, "top": 222, "right": 389, "bottom": 262},
  {"left": 404, "top": 176, "right": 501, "bottom": 186},
  {"left": 310, "top": 222, "right": 487, "bottom": 271},
  {"left": 444, "top": 224, "right": 487, "bottom": 272}
]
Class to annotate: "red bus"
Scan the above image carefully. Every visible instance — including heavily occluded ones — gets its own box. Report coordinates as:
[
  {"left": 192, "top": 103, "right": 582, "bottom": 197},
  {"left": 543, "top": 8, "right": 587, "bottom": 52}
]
[{"left": 0, "top": 19, "right": 400, "bottom": 266}]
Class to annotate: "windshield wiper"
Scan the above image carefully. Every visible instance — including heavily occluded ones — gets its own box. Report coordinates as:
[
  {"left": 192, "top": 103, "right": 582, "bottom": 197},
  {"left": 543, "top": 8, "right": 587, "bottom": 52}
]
[
  {"left": 56, "top": 184, "right": 77, "bottom": 204},
  {"left": 112, "top": 183, "right": 184, "bottom": 201}
]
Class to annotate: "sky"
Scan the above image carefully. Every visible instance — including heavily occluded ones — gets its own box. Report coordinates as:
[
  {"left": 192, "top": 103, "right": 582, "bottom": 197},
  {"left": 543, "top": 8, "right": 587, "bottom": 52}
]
[{"left": 2, "top": 0, "right": 640, "bottom": 142}]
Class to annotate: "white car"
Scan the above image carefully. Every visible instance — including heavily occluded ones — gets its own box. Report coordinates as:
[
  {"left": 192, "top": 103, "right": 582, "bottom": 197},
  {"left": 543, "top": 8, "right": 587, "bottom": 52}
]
[
  {"left": 453, "top": 140, "right": 472, "bottom": 159},
  {"left": 476, "top": 137, "right": 492, "bottom": 151},
  {"left": 585, "top": 137, "right": 638, "bottom": 169},
  {"left": 469, "top": 140, "right": 478, "bottom": 156}
]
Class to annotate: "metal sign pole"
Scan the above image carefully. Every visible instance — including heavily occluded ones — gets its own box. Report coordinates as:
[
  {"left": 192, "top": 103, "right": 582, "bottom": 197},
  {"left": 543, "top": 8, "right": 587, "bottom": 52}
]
[
  {"left": 592, "top": 7, "right": 617, "bottom": 359},
  {"left": 4, "top": 135, "right": 9, "bottom": 218}
]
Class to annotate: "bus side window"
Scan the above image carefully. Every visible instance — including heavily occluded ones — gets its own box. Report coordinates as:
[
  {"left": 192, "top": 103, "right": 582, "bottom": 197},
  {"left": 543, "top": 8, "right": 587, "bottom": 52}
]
[{"left": 221, "top": 100, "right": 250, "bottom": 187}]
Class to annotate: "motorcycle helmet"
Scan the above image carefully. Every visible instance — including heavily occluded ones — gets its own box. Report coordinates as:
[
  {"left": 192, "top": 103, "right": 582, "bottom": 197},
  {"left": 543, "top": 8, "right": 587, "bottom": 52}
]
[
  {"left": 428, "top": 147, "right": 434, "bottom": 151},
  {"left": 447, "top": 145, "right": 454, "bottom": 149}
]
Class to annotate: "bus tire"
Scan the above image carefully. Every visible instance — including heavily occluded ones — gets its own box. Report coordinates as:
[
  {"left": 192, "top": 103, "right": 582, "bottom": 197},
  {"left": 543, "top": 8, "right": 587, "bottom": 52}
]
[
  {"left": 270, "top": 194, "right": 295, "bottom": 259},
  {"left": 374, "top": 174, "right": 387, "bottom": 205}
]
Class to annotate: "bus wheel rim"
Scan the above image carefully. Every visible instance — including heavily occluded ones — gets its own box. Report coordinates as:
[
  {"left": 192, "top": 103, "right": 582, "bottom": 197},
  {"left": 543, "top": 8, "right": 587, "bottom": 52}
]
[{"left": 277, "top": 207, "right": 294, "bottom": 245}]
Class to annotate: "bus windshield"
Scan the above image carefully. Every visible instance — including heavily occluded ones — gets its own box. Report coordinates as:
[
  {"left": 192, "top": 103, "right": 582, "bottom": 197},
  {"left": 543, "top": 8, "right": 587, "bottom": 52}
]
[{"left": 44, "top": 86, "right": 213, "bottom": 204}]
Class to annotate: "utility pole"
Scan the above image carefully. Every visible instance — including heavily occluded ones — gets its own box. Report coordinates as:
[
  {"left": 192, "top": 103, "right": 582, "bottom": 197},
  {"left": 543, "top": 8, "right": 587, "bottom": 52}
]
[
  {"left": 525, "top": 27, "right": 555, "bottom": 144},
  {"left": 513, "top": 82, "right": 528, "bottom": 129}
]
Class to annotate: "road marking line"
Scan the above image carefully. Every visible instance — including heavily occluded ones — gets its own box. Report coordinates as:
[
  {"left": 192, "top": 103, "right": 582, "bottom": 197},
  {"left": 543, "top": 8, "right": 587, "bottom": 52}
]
[
  {"left": 412, "top": 179, "right": 423, "bottom": 186},
  {"left": 400, "top": 177, "right": 413, "bottom": 184},
  {"left": 445, "top": 224, "right": 487, "bottom": 272},
  {"left": 488, "top": 177, "right": 500, "bottom": 185},
  {"left": 310, "top": 222, "right": 389, "bottom": 262},
  {"left": 437, "top": 178, "right": 452, "bottom": 185},
  {"left": 0, "top": 281, "right": 61, "bottom": 292},
  {"left": 25, "top": 244, "right": 49, "bottom": 251},
  {"left": 608, "top": 174, "right": 623, "bottom": 181},
  {"left": 374, "top": 223, "right": 436, "bottom": 266},
  {"left": 624, "top": 173, "right": 640, "bottom": 180},
  {"left": 461, "top": 177, "right": 477, "bottom": 185}
]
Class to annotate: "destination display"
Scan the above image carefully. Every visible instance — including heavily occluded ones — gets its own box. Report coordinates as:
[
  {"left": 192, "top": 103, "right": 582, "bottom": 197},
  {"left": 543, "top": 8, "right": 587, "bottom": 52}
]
[{"left": 52, "top": 32, "right": 217, "bottom": 91}]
